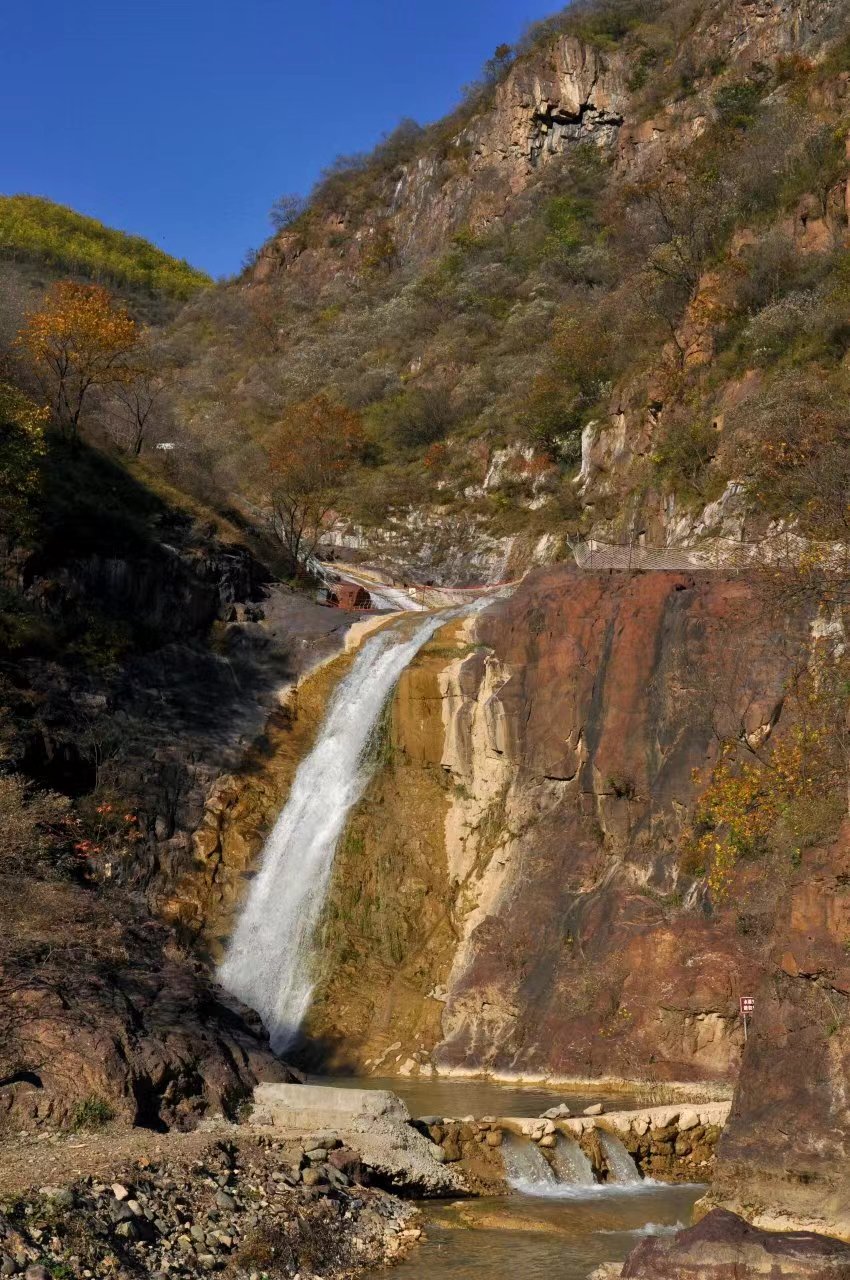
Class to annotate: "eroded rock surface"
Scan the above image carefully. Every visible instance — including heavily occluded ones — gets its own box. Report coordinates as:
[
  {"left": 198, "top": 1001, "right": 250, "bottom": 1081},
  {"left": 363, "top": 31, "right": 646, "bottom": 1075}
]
[
  {"left": 0, "top": 878, "right": 293, "bottom": 1131},
  {"left": 304, "top": 566, "right": 799, "bottom": 1082},
  {"left": 704, "top": 823, "right": 850, "bottom": 1238},
  {"left": 614, "top": 1208, "right": 850, "bottom": 1278}
]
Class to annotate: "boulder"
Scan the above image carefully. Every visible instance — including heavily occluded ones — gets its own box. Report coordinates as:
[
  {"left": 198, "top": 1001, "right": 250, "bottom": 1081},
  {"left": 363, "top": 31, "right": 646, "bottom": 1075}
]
[
  {"left": 584, "top": 1103, "right": 604, "bottom": 1116},
  {"left": 620, "top": 1209, "right": 850, "bottom": 1278},
  {"left": 328, "top": 1146, "right": 362, "bottom": 1179},
  {"left": 252, "top": 1083, "right": 410, "bottom": 1131}
]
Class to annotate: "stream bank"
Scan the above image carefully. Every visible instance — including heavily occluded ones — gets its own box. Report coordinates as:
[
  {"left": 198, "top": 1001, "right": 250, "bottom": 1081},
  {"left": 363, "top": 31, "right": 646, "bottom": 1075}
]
[{"left": 0, "top": 1125, "right": 420, "bottom": 1279}]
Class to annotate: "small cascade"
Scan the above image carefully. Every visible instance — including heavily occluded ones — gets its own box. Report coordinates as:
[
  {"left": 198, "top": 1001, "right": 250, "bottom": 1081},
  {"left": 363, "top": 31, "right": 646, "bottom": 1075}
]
[
  {"left": 501, "top": 1135, "right": 558, "bottom": 1194},
  {"left": 598, "top": 1130, "right": 642, "bottom": 1184},
  {"left": 550, "top": 1133, "right": 595, "bottom": 1186}
]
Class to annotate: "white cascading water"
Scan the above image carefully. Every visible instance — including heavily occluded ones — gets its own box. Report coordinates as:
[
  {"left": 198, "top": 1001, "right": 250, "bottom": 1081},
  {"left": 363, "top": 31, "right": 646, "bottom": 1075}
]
[
  {"left": 504, "top": 1131, "right": 653, "bottom": 1200},
  {"left": 501, "top": 1135, "right": 558, "bottom": 1194},
  {"left": 219, "top": 608, "right": 471, "bottom": 1052},
  {"left": 550, "top": 1134, "right": 596, "bottom": 1186},
  {"left": 598, "top": 1130, "right": 643, "bottom": 1184}
]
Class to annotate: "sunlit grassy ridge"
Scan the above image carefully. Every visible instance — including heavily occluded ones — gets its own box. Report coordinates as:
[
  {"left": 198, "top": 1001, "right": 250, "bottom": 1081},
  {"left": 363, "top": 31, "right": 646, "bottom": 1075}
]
[{"left": 0, "top": 195, "right": 211, "bottom": 299}]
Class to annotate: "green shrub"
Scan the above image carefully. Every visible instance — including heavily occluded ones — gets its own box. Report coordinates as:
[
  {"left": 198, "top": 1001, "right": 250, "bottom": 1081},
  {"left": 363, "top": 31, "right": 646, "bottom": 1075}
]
[
  {"left": 713, "top": 80, "right": 764, "bottom": 128},
  {"left": 544, "top": 195, "right": 594, "bottom": 254},
  {"left": 652, "top": 413, "right": 719, "bottom": 501},
  {"left": 70, "top": 1095, "right": 115, "bottom": 1131}
]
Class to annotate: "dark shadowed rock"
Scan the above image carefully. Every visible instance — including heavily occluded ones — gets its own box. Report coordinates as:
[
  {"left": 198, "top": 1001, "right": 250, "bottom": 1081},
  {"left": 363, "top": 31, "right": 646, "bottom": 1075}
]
[
  {"left": 0, "top": 881, "right": 293, "bottom": 1131},
  {"left": 621, "top": 1209, "right": 850, "bottom": 1278}
]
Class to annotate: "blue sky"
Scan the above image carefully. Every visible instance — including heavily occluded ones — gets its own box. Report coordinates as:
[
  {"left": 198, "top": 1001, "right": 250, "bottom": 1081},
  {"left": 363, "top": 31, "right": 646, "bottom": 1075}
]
[{"left": 1, "top": 1, "right": 549, "bottom": 278}]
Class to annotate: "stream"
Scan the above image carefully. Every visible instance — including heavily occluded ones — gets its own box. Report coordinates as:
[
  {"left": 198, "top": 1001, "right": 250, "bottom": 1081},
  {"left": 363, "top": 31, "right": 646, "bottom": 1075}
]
[
  {"left": 326, "top": 1074, "right": 703, "bottom": 1278},
  {"left": 307, "top": 1074, "right": 634, "bottom": 1118},
  {"left": 366, "top": 1183, "right": 702, "bottom": 1280}
]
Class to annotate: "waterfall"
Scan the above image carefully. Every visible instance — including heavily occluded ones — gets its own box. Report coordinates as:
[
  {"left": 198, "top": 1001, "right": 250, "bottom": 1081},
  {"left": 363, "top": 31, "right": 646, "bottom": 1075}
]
[
  {"left": 219, "top": 609, "right": 469, "bottom": 1052},
  {"left": 501, "top": 1135, "right": 558, "bottom": 1194},
  {"left": 550, "top": 1134, "right": 595, "bottom": 1185},
  {"left": 598, "top": 1130, "right": 642, "bottom": 1184}
]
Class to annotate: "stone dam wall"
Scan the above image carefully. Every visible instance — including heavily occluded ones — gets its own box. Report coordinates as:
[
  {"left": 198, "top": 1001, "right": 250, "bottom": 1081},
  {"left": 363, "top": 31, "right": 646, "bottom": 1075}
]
[{"left": 250, "top": 1084, "right": 730, "bottom": 1194}]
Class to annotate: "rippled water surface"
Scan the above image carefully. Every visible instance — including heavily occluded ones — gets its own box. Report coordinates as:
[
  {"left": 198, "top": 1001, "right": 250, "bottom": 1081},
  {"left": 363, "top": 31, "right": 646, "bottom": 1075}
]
[{"left": 366, "top": 1184, "right": 702, "bottom": 1280}]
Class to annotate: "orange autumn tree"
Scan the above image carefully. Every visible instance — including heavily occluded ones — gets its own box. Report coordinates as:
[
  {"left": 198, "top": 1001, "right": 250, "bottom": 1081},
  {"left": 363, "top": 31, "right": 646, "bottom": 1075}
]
[
  {"left": 16, "top": 282, "right": 139, "bottom": 444},
  {"left": 267, "top": 394, "right": 364, "bottom": 571}
]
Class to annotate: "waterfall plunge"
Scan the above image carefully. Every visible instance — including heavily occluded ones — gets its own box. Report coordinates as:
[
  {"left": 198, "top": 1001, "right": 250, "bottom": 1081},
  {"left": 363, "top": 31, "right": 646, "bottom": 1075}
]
[{"left": 219, "top": 609, "right": 473, "bottom": 1053}]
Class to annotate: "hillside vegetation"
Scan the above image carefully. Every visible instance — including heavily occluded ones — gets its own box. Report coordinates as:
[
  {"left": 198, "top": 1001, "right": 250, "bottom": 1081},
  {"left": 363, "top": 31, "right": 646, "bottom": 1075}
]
[
  {"left": 157, "top": 0, "right": 850, "bottom": 578},
  {"left": 0, "top": 195, "right": 211, "bottom": 300}
]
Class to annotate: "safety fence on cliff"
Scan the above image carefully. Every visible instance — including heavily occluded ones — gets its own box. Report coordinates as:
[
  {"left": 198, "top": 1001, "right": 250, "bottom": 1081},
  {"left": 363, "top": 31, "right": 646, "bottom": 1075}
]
[
  {"left": 326, "top": 532, "right": 850, "bottom": 612},
  {"left": 406, "top": 579, "right": 522, "bottom": 607},
  {"left": 393, "top": 532, "right": 849, "bottom": 602},
  {"left": 568, "top": 532, "right": 850, "bottom": 573}
]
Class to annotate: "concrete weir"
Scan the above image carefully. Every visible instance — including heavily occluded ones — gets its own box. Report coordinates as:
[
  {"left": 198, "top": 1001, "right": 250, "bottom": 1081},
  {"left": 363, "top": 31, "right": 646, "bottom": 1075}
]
[
  {"left": 252, "top": 1083, "right": 410, "bottom": 1130},
  {"left": 249, "top": 1084, "right": 730, "bottom": 1194}
]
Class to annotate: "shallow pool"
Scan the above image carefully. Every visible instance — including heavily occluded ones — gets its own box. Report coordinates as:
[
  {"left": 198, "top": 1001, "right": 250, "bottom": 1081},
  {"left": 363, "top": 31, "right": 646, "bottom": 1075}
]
[
  {"left": 306, "top": 1074, "right": 636, "bottom": 1119},
  {"left": 366, "top": 1182, "right": 702, "bottom": 1280}
]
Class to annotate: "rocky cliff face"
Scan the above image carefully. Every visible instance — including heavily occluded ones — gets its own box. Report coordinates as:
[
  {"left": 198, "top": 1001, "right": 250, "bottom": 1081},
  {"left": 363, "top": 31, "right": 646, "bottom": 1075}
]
[
  {"left": 255, "top": 35, "right": 630, "bottom": 283},
  {"left": 300, "top": 567, "right": 801, "bottom": 1081},
  {"left": 1, "top": 467, "right": 349, "bottom": 1131},
  {"left": 255, "top": 0, "right": 835, "bottom": 285},
  {"left": 705, "top": 822, "right": 850, "bottom": 1238},
  {"left": 217, "top": 0, "right": 850, "bottom": 595},
  {"left": 237, "top": 562, "right": 849, "bottom": 1239}
]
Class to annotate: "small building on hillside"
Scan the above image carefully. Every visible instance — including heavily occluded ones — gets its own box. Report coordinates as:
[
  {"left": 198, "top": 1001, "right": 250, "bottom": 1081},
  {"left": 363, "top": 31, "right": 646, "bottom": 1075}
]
[{"left": 326, "top": 581, "right": 371, "bottom": 611}]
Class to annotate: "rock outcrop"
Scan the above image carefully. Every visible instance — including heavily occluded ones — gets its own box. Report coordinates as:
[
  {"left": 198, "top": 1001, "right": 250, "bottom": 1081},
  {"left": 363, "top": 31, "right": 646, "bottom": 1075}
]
[
  {"left": 702, "top": 823, "right": 850, "bottom": 1238},
  {"left": 611, "top": 1208, "right": 850, "bottom": 1278},
  {"left": 254, "top": 36, "right": 630, "bottom": 284},
  {"left": 303, "top": 566, "right": 800, "bottom": 1082},
  {"left": 250, "top": 1084, "right": 465, "bottom": 1196},
  {"left": 0, "top": 875, "right": 293, "bottom": 1131},
  {"left": 254, "top": 0, "right": 833, "bottom": 286}
]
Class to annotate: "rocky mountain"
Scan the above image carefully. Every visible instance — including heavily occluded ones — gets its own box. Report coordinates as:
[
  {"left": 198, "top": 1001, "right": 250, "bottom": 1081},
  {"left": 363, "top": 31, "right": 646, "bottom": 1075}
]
[
  {"left": 167, "top": 0, "right": 850, "bottom": 582},
  {"left": 3, "top": 0, "right": 850, "bottom": 1275}
]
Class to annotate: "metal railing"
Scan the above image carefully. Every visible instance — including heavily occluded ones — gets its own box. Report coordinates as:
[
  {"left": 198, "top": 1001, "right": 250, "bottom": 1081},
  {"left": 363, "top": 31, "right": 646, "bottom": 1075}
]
[{"left": 568, "top": 532, "right": 841, "bottom": 573}]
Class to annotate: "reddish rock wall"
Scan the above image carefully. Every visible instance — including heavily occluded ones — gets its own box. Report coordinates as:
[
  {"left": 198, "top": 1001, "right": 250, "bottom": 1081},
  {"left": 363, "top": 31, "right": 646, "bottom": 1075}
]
[
  {"left": 706, "top": 823, "right": 850, "bottom": 1238},
  {"left": 435, "top": 567, "right": 796, "bottom": 1081},
  {"left": 307, "top": 566, "right": 806, "bottom": 1084}
]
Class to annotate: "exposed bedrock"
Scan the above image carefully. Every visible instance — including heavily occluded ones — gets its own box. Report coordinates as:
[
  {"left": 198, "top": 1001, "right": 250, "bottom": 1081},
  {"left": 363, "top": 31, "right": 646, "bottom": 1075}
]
[
  {"left": 600, "top": 1208, "right": 850, "bottom": 1279},
  {"left": 303, "top": 565, "right": 801, "bottom": 1081},
  {"left": 703, "top": 822, "right": 850, "bottom": 1239},
  {"left": 254, "top": 0, "right": 833, "bottom": 286}
]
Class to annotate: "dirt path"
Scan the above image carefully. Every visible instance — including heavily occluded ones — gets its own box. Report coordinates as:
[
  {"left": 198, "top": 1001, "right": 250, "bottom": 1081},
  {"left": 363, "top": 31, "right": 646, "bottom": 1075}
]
[{"left": 0, "top": 1122, "right": 302, "bottom": 1197}]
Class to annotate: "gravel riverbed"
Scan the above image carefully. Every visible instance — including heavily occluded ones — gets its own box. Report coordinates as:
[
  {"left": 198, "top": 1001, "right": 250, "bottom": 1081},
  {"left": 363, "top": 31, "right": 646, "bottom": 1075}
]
[{"left": 0, "top": 1128, "right": 421, "bottom": 1279}]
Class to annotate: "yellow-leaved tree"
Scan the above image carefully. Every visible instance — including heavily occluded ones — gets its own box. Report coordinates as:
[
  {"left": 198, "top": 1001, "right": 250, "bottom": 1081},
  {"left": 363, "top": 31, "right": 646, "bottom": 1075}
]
[
  {"left": 16, "top": 282, "right": 139, "bottom": 444},
  {"left": 267, "top": 395, "right": 364, "bottom": 571}
]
